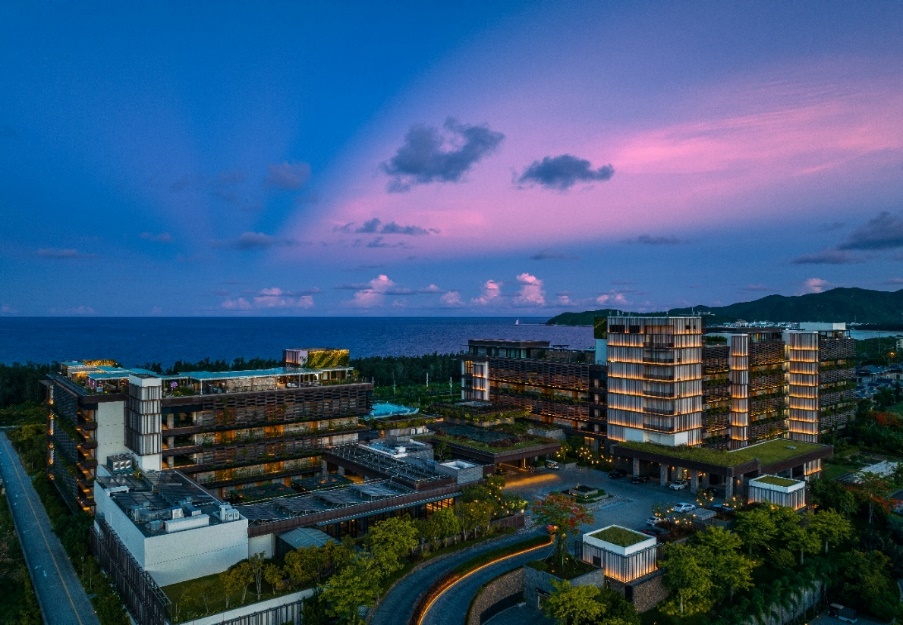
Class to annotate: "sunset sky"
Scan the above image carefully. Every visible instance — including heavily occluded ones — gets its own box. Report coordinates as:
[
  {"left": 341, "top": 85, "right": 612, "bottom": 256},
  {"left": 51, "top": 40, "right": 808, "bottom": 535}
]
[{"left": 2, "top": 2, "right": 902, "bottom": 316}]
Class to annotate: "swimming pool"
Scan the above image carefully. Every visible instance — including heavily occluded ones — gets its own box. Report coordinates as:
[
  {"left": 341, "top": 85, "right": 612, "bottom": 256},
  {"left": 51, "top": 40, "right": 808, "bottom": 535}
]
[{"left": 369, "top": 402, "right": 419, "bottom": 419}]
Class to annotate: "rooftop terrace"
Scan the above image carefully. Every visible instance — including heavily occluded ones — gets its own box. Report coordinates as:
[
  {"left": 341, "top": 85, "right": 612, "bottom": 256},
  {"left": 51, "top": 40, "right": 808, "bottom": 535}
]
[{"left": 616, "top": 438, "right": 829, "bottom": 468}]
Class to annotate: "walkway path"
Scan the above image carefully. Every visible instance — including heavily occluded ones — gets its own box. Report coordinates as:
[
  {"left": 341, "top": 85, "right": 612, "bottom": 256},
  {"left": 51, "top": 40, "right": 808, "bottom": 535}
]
[
  {"left": 369, "top": 529, "right": 545, "bottom": 625},
  {"left": 0, "top": 433, "right": 100, "bottom": 625}
]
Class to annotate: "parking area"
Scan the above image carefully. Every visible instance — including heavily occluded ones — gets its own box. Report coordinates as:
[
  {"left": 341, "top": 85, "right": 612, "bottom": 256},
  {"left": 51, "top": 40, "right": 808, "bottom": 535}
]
[{"left": 504, "top": 464, "right": 707, "bottom": 537}]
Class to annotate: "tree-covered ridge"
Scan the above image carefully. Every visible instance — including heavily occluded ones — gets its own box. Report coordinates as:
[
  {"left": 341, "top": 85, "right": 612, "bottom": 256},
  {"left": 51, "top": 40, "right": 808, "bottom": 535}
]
[{"left": 546, "top": 287, "right": 903, "bottom": 326}]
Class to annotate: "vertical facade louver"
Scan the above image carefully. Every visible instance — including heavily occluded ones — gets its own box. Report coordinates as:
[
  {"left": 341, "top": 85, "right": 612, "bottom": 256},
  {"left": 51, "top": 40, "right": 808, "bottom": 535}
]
[{"left": 606, "top": 316, "right": 703, "bottom": 447}]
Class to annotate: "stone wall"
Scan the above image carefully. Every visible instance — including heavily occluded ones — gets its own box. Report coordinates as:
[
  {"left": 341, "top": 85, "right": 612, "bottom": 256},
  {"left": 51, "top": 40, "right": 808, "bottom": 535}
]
[
  {"left": 523, "top": 564, "right": 605, "bottom": 609},
  {"left": 466, "top": 569, "right": 524, "bottom": 625},
  {"left": 606, "top": 569, "right": 668, "bottom": 613}
]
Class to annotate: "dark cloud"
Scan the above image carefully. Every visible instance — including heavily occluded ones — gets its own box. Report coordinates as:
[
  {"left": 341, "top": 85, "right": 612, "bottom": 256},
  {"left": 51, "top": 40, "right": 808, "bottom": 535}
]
[
  {"left": 517, "top": 154, "right": 614, "bottom": 190},
  {"left": 266, "top": 162, "right": 311, "bottom": 190},
  {"left": 883, "top": 277, "right": 903, "bottom": 286},
  {"left": 791, "top": 249, "right": 863, "bottom": 265},
  {"left": 530, "top": 250, "right": 572, "bottom": 260},
  {"left": 381, "top": 118, "right": 504, "bottom": 192},
  {"left": 838, "top": 211, "right": 903, "bottom": 250},
  {"left": 817, "top": 221, "right": 845, "bottom": 232},
  {"left": 623, "top": 235, "right": 681, "bottom": 245},
  {"left": 338, "top": 218, "right": 437, "bottom": 236},
  {"left": 212, "top": 232, "right": 300, "bottom": 251},
  {"left": 36, "top": 248, "right": 97, "bottom": 259},
  {"left": 363, "top": 236, "right": 411, "bottom": 249},
  {"left": 741, "top": 284, "right": 772, "bottom": 292},
  {"left": 140, "top": 232, "right": 173, "bottom": 243},
  {"left": 380, "top": 221, "right": 436, "bottom": 236}
]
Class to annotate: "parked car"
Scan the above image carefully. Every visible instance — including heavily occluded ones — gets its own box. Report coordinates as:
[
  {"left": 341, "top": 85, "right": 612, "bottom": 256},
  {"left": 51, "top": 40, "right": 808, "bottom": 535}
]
[
  {"left": 546, "top": 460, "right": 560, "bottom": 470},
  {"left": 630, "top": 475, "right": 650, "bottom": 484},
  {"left": 608, "top": 469, "right": 627, "bottom": 479},
  {"left": 645, "top": 516, "right": 662, "bottom": 526},
  {"left": 673, "top": 502, "right": 696, "bottom": 513},
  {"left": 668, "top": 479, "right": 689, "bottom": 490}
]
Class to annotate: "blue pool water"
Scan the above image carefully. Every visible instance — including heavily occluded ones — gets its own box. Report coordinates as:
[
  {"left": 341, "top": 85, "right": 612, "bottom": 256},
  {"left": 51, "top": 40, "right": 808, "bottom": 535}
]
[{"left": 369, "top": 402, "right": 419, "bottom": 418}]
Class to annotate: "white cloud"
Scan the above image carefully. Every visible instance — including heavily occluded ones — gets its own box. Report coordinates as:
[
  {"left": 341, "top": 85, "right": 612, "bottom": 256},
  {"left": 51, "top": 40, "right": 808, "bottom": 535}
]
[
  {"left": 351, "top": 274, "right": 397, "bottom": 307},
  {"left": 472, "top": 279, "right": 502, "bottom": 305},
  {"left": 441, "top": 291, "right": 464, "bottom": 306},
  {"left": 596, "top": 292, "right": 629, "bottom": 306},
  {"left": 802, "top": 277, "right": 829, "bottom": 294},
  {"left": 222, "top": 297, "right": 252, "bottom": 310},
  {"left": 1, "top": 304, "right": 18, "bottom": 314},
  {"left": 514, "top": 273, "right": 545, "bottom": 306},
  {"left": 253, "top": 287, "right": 315, "bottom": 309}
]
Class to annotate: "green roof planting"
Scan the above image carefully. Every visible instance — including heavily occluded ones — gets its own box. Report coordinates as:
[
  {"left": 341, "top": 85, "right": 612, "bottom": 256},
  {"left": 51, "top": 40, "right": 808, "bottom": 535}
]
[
  {"left": 589, "top": 526, "right": 647, "bottom": 547},
  {"left": 752, "top": 475, "right": 800, "bottom": 487},
  {"left": 616, "top": 438, "right": 828, "bottom": 468}
]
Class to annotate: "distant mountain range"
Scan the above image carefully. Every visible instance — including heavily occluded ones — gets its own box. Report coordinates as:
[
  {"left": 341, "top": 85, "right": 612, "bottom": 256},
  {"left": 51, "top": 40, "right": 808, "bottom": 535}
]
[{"left": 545, "top": 287, "right": 903, "bottom": 327}]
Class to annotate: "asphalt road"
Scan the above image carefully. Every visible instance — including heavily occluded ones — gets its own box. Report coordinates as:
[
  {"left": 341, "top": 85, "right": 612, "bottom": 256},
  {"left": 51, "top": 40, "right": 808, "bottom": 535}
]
[
  {"left": 0, "top": 433, "right": 100, "bottom": 625},
  {"left": 421, "top": 541, "right": 554, "bottom": 625},
  {"left": 370, "top": 529, "right": 547, "bottom": 625}
]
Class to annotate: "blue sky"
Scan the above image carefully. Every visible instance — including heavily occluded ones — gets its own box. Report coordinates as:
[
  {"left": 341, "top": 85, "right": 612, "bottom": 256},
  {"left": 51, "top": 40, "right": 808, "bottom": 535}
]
[{"left": 2, "top": 2, "right": 902, "bottom": 316}]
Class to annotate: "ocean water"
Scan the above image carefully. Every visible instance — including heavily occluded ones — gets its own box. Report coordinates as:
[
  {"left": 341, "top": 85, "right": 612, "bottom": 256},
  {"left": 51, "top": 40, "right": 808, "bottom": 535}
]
[{"left": 0, "top": 317, "right": 594, "bottom": 367}]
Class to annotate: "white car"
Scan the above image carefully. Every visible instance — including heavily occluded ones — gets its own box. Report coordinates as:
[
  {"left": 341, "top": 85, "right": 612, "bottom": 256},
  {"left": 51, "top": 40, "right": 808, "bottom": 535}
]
[
  {"left": 645, "top": 516, "right": 662, "bottom": 526},
  {"left": 668, "top": 479, "right": 689, "bottom": 490},
  {"left": 674, "top": 502, "right": 696, "bottom": 513}
]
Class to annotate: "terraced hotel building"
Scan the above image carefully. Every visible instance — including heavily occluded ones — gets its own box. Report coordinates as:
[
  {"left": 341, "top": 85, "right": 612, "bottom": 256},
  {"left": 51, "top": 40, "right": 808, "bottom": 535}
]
[{"left": 46, "top": 349, "right": 372, "bottom": 512}]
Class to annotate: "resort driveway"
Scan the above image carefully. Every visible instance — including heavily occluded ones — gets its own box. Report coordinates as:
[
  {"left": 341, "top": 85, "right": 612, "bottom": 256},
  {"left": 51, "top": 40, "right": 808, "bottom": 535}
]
[
  {"left": 505, "top": 465, "right": 701, "bottom": 536},
  {"left": 0, "top": 433, "right": 100, "bottom": 625},
  {"left": 370, "top": 529, "right": 545, "bottom": 625}
]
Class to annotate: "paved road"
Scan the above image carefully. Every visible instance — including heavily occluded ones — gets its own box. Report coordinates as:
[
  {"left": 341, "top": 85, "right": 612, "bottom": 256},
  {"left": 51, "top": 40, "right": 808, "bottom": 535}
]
[
  {"left": 421, "top": 541, "right": 554, "bottom": 625},
  {"left": 0, "top": 433, "right": 100, "bottom": 625},
  {"left": 370, "top": 530, "right": 546, "bottom": 625}
]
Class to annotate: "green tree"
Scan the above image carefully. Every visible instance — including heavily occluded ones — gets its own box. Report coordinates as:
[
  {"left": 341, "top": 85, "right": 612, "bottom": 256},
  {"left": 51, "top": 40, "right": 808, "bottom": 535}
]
[
  {"left": 424, "top": 507, "right": 460, "bottom": 549},
  {"left": 810, "top": 478, "right": 858, "bottom": 517},
  {"left": 660, "top": 543, "right": 714, "bottom": 616},
  {"left": 770, "top": 506, "right": 819, "bottom": 566},
  {"left": 808, "top": 509, "right": 853, "bottom": 554},
  {"left": 856, "top": 471, "right": 891, "bottom": 524},
  {"left": 735, "top": 506, "right": 778, "bottom": 556},
  {"left": 456, "top": 500, "right": 491, "bottom": 541},
  {"left": 366, "top": 516, "right": 418, "bottom": 576},
  {"left": 531, "top": 493, "right": 594, "bottom": 567},
  {"left": 322, "top": 555, "right": 381, "bottom": 625},
  {"left": 694, "top": 526, "right": 756, "bottom": 602},
  {"left": 222, "top": 561, "right": 252, "bottom": 606},
  {"left": 264, "top": 563, "right": 285, "bottom": 596},
  {"left": 542, "top": 580, "right": 604, "bottom": 625},
  {"left": 247, "top": 552, "right": 266, "bottom": 600}
]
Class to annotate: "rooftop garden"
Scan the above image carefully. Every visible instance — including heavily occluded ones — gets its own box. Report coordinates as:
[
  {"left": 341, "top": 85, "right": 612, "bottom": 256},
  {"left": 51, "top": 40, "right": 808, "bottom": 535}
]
[
  {"left": 753, "top": 475, "right": 800, "bottom": 487},
  {"left": 616, "top": 438, "right": 829, "bottom": 468},
  {"left": 589, "top": 526, "right": 648, "bottom": 547}
]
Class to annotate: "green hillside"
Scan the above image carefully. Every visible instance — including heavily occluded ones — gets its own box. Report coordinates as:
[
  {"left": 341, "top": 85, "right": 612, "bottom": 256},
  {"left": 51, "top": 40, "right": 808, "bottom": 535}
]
[{"left": 546, "top": 287, "right": 903, "bottom": 326}]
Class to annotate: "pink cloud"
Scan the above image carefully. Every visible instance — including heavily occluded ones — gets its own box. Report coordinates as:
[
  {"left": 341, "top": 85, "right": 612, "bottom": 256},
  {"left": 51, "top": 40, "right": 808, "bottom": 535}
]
[
  {"left": 802, "top": 278, "right": 829, "bottom": 294},
  {"left": 472, "top": 279, "right": 502, "bottom": 305},
  {"left": 350, "top": 274, "right": 396, "bottom": 307},
  {"left": 514, "top": 273, "right": 545, "bottom": 306},
  {"left": 441, "top": 291, "right": 464, "bottom": 306}
]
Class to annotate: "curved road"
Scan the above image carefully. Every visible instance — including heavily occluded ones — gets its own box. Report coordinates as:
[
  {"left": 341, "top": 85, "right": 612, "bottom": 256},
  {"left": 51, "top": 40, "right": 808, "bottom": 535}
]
[
  {"left": 370, "top": 529, "right": 545, "bottom": 625},
  {"left": 0, "top": 433, "right": 100, "bottom": 625},
  {"left": 421, "top": 541, "right": 554, "bottom": 625}
]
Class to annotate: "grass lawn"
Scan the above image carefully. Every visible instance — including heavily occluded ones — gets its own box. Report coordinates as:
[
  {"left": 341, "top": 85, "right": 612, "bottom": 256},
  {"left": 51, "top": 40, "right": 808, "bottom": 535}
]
[{"left": 823, "top": 462, "right": 857, "bottom": 481}]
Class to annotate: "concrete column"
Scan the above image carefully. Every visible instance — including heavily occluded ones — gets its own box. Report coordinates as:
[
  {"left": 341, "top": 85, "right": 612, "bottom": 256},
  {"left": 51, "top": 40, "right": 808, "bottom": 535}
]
[
  {"left": 659, "top": 464, "right": 668, "bottom": 486},
  {"left": 167, "top": 414, "right": 174, "bottom": 429},
  {"left": 690, "top": 469, "right": 699, "bottom": 494},
  {"left": 632, "top": 458, "right": 640, "bottom": 477},
  {"left": 724, "top": 476, "right": 734, "bottom": 500},
  {"left": 337, "top": 465, "right": 345, "bottom": 476},
  {"left": 321, "top": 459, "right": 328, "bottom": 476}
]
